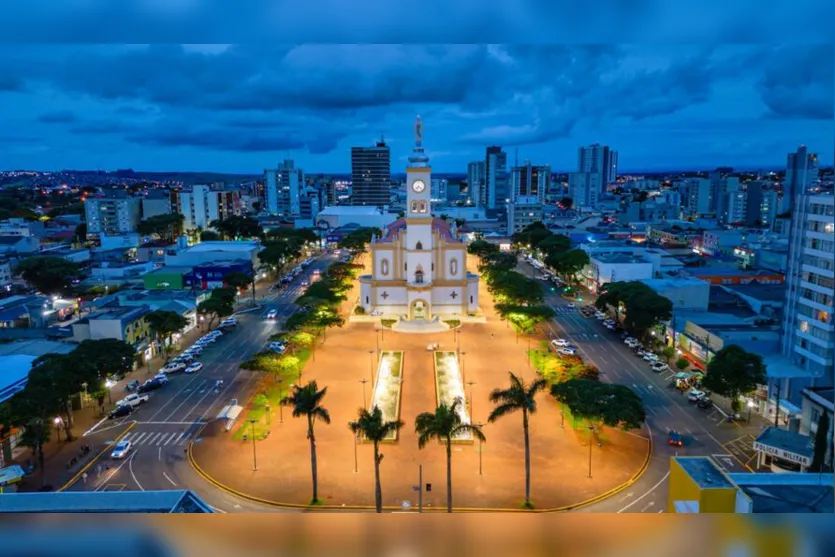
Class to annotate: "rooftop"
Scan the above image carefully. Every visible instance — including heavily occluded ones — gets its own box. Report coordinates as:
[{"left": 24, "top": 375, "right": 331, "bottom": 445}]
[
  {"left": 144, "top": 266, "right": 193, "bottom": 276},
  {"left": 803, "top": 386, "right": 834, "bottom": 410},
  {"left": 730, "top": 473, "right": 834, "bottom": 513},
  {"left": 676, "top": 457, "right": 735, "bottom": 489},
  {"left": 723, "top": 282, "right": 786, "bottom": 302},
  {"left": 318, "top": 206, "right": 386, "bottom": 216},
  {"left": 181, "top": 241, "right": 259, "bottom": 253},
  {"left": 87, "top": 305, "right": 150, "bottom": 323},
  {"left": 0, "top": 489, "right": 213, "bottom": 513},
  {"left": 592, "top": 253, "right": 649, "bottom": 264},
  {"left": 0, "top": 236, "right": 28, "bottom": 245},
  {"left": 754, "top": 426, "right": 814, "bottom": 460},
  {"left": 641, "top": 276, "right": 709, "bottom": 290}
]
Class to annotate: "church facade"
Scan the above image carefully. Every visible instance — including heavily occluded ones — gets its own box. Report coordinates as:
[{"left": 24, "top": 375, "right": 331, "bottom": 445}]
[{"left": 358, "top": 117, "right": 479, "bottom": 322}]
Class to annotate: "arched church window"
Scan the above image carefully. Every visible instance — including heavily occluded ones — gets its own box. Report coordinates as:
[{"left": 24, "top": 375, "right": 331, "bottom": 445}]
[
  {"left": 410, "top": 201, "right": 418, "bottom": 213},
  {"left": 450, "top": 258, "right": 458, "bottom": 276},
  {"left": 381, "top": 259, "right": 390, "bottom": 276},
  {"left": 419, "top": 200, "right": 427, "bottom": 213},
  {"left": 415, "top": 267, "right": 424, "bottom": 284},
  {"left": 415, "top": 241, "right": 423, "bottom": 250}
]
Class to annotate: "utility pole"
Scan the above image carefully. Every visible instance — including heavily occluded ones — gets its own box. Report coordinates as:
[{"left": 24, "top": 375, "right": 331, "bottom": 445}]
[
  {"left": 773, "top": 381, "right": 781, "bottom": 427},
  {"left": 418, "top": 464, "right": 423, "bottom": 513}
]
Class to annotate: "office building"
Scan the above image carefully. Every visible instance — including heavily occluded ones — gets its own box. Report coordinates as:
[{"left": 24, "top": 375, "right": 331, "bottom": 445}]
[
  {"left": 744, "top": 181, "right": 765, "bottom": 227},
  {"left": 431, "top": 178, "right": 448, "bottom": 203},
  {"left": 484, "top": 146, "right": 508, "bottom": 210},
  {"left": 467, "top": 161, "right": 485, "bottom": 207},
  {"left": 177, "top": 185, "right": 242, "bottom": 231},
  {"left": 351, "top": 139, "right": 391, "bottom": 207},
  {"left": 567, "top": 172, "right": 601, "bottom": 209},
  {"left": 781, "top": 194, "right": 834, "bottom": 387},
  {"left": 761, "top": 189, "right": 781, "bottom": 230},
  {"left": 510, "top": 162, "right": 549, "bottom": 204},
  {"left": 507, "top": 196, "right": 544, "bottom": 234},
  {"left": 710, "top": 171, "right": 741, "bottom": 217},
  {"left": 85, "top": 194, "right": 141, "bottom": 238},
  {"left": 684, "top": 178, "right": 712, "bottom": 216},
  {"left": 264, "top": 159, "right": 304, "bottom": 216},
  {"left": 719, "top": 189, "right": 747, "bottom": 226},
  {"left": 140, "top": 190, "right": 172, "bottom": 220},
  {"left": 577, "top": 143, "right": 617, "bottom": 190},
  {"left": 783, "top": 146, "right": 819, "bottom": 212}
]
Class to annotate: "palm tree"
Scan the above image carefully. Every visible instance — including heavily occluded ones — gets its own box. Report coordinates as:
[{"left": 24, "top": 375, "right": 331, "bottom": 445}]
[
  {"left": 488, "top": 371, "right": 548, "bottom": 509},
  {"left": 415, "top": 398, "right": 486, "bottom": 513},
  {"left": 281, "top": 381, "right": 331, "bottom": 504},
  {"left": 348, "top": 406, "right": 404, "bottom": 512}
]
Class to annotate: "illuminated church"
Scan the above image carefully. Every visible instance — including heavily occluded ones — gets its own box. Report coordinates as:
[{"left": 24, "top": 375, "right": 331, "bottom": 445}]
[{"left": 358, "top": 117, "right": 479, "bottom": 328}]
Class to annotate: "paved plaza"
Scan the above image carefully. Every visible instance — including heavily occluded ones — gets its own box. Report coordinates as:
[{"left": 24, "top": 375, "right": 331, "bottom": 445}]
[{"left": 191, "top": 256, "right": 649, "bottom": 510}]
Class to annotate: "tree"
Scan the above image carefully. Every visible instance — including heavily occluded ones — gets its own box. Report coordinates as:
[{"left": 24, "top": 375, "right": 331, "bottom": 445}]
[
  {"left": 702, "top": 345, "right": 766, "bottom": 415},
  {"left": 281, "top": 381, "right": 331, "bottom": 504},
  {"left": 259, "top": 238, "right": 302, "bottom": 276},
  {"left": 325, "top": 262, "right": 363, "bottom": 281},
  {"left": 337, "top": 227, "right": 378, "bottom": 251},
  {"left": 512, "top": 222, "right": 551, "bottom": 250},
  {"left": 73, "top": 339, "right": 136, "bottom": 384},
  {"left": 73, "top": 222, "right": 87, "bottom": 244},
  {"left": 479, "top": 251, "right": 517, "bottom": 274},
  {"left": 349, "top": 406, "right": 405, "bottom": 512},
  {"left": 200, "top": 230, "right": 221, "bottom": 242},
  {"left": 137, "top": 213, "right": 184, "bottom": 242},
  {"left": 551, "top": 379, "right": 646, "bottom": 431},
  {"left": 559, "top": 197, "right": 573, "bottom": 209},
  {"left": 487, "top": 271, "right": 543, "bottom": 306},
  {"left": 21, "top": 418, "right": 51, "bottom": 487},
  {"left": 488, "top": 372, "right": 548, "bottom": 509},
  {"left": 308, "top": 308, "right": 345, "bottom": 342},
  {"left": 494, "top": 304, "right": 554, "bottom": 334},
  {"left": 288, "top": 332, "right": 314, "bottom": 355},
  {"left": 810, "top": 412, "right": 833, "bottom": 473},
  {"left": 467, "top": 239, "right": 499, "bottom": 263},
  {"left": 14, "top": 256, "right": 83, "bottom": 296},
  {"left": 537, "top": 234, "right": 570, "bottom": 257},
  {"left": 415, "top": 398, "right": 486, "bottom": 513},
  {"left": 267, "top": 227, "right": 319, "bottom": 244},
  {"left": 545, "top": 249, "right": 589, "bottom": 286},
  {"left": 210, "top": 215, "right": 263, "bottom": 240},
  {"left": 224, "top": 270, "right": 255, "bottom": 303},
  {"left": 661, "top": 346, "right": 676, "bottom": 363},
  {"left": 595, "top": 281, "right": 673, "bottom": 339},
  {"left": 675, "top": 357, "right": 689, "bottom": 371},
  {"left": 22, "top": 354, "right": 87, "bottom": 441},
  {"left": 145, "top": 310, "right": 189, "bottom": 362},
  {"left": 197, "top": 288, "right": 235, "bottom": 329}
]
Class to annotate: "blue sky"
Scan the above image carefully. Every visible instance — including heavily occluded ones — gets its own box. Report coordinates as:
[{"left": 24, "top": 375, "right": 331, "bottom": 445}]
[{"left": 0, "top": 44, "right": 832, "bottom": 174}]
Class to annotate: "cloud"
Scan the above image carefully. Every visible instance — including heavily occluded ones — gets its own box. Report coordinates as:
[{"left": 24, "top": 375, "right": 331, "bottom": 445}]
[
  {"left": 756, "top": 45, "right": 834, "bottom": 119},
  {"left": 38, "top": 110, "right": 77, "bottom": 123}
]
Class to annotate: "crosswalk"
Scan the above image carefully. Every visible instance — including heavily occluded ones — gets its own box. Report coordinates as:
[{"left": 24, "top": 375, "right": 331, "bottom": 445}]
[
  {"left": 552, "top": 306, "right": 577, "bottom": 314},
  {"left": 120, "top": 430, "right": 195, "bottom": 447},
  {"left": 550, "top": 332, "right": 598, "bottom": 342}
]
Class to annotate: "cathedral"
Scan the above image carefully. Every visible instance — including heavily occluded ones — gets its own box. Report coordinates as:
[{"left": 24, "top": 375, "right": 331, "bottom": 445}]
[{"left": 358, "top": 117, "right": 480, "bottom": 328}]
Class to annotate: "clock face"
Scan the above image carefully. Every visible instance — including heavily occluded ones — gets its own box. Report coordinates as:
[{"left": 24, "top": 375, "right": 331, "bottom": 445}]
[{"left": 412, "top": 180, "right": 426, "bottom": 193}]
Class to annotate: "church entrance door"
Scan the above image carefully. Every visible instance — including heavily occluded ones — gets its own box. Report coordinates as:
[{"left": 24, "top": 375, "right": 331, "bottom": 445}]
[{"left": 411, "top": 300, "right": 427, "bottom": 320}]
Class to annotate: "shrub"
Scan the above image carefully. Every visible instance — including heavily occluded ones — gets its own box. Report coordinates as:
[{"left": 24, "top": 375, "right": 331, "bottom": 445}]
[
  {"left": 353, "top": 306, "right": 366, "bottom": 315},
  {"left": 675, "top": 357, "right": 689, "bottom": 371},
  {"left": 444, "top": 319, "right": 461, "bottom": 328}
]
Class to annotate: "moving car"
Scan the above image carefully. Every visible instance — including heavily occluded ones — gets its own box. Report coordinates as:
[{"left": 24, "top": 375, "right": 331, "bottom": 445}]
[
  {"left": 301, "top": 279, "right": 310, "bottom": 287},
  {"left": 550, "top": 338, "right": 570, "bottom": 347},
  {"left": 108, "top": 404, "right": 133, "bottom": 420},
  {"left": 687, "top": 389, "right": 707, "bottom": 403},
  {"left": 185, "top": 362, "right": 203, "bottom": 374},
  {"left": 174, "top": 353, "right": 194, "bottom": 364},
  {"left": 566, "top": 303, "right": 576, "bottom": 309},
  {"left": 161, "top": 361, "right": 186, "bottom": 373},
  {"left": 138, "top": 378, "right": 166, "bottom": 394},
  {"left": 266, "top": 309, "right": 278, "bottom": 320},
  {"left": 111, "top": 440, "right": 132, "bottom": 459},
  {"left": 115, "top": 392, "right": 149, "bottom": 408},
  {"left": 557, "top": 347, "right": 577, "bottom": 356},
  {"left": 668, "top": 431, "right": 683, "bottom": 447}
]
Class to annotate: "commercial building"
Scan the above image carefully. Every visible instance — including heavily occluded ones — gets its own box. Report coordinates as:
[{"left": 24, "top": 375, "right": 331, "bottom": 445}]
[
  {"left": 577, "top": 143, "right": 617, "bottom": 188},
  {"left": 314, "top": 206, "right": 396, "bottom": 232},
  {"left": 351, "top": 139, "right": 391, "bottom": 207},
  {"left": 71, "top": 306, "right": 152, "bottom": 350},
  {"left": 710, "top": 171, "right": 740, "bottom": 219},
  {"left": 783, "top": 145, "right": 819, "bottom": 212},
  {"left": 84, "top": 194, "right": 141, "bottom": 237},
  {"left": 683, "top": 177, "right": 711, "bottom": 216},
  {"left": 0, "top": 218, "right": 45, "bottom": 237},
  {"left": 483, "top": 146, "right": 508, "bottom": 210},
  {"left": 510, "top": 162, "right": 549, "bottom": 204},
  {"left": 640, "top": 276, "right": 711, "bottom": 311},
  {"left": 467, "top": 161, "right": 485, "bottom": 207},
  {"left": 143, "top": 266, "right": 192, "bottom": 290},
  {"left": 567, "top": 172, "right": 601, "bottom": 209},
  {"left": 140, "top": 190, "right": 172, "bottom": 219},
  {"left": 701, "top": 230, "right": 746, "bottom": 257},
  {"left": 507, "top": 196, "right": 544, "bottom": 234},
  {"left": 582, "top": 253, "right": 653, "bottom": 293},
  {"left": 0, "top": 236, "right": 39, "bottom": 255},
  {"left": 781, "top": 193, "right": 834, "bottom": 389},
  {"left": 192, "top": 259, "right": 253, "bottom": 290},
  {"left": 164, "top": 240, "right": 261, "bottom": 269},
  {"left": 177, "top": 185, "right": 242, "bottom": 231},
  {"left": 264, "top": 159, "right": 304, "bottom": 216}
]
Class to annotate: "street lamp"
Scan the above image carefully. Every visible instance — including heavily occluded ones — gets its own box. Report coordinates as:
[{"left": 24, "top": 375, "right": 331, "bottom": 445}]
[
  {"left": 747, "top": 399, "right": 755, "bottom": 423},
  {"left": 368, "top": 350, "right": 375, "bottom": 385},
  {"left": 249, "top": 419, "right": 258, "bottom": 471},
  {"left": 460, "top": 352, "right": 466, "bottom": 385},
  {"left": 587, "top": 425, "right": 594, "bottom": 478},
  {"left": 54, "top": 417, "right": 62, "bottom": 442},
  {"left": 467, "top": 380, "right": 476, "bottom": 419},
  {"left": 476, "top": 421, "right": 486, "bottom": 476},
  {"left": 360, "top": 378, "right": 369, "bottom": 410}
]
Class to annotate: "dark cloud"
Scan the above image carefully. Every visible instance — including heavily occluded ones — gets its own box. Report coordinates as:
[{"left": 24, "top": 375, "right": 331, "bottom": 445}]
[
  {"left": 126, "top": 125, "right": 344, "bottom": 154},
  {"left": 38, "top": 110, "right": 77, "bottom": 124},
  {"left": 757, "top": 45, "right": 834, "bottom": 120}
]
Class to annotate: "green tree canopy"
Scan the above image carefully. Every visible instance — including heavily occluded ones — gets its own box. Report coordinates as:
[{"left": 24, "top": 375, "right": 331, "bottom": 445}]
[
  {"left": 467, "top": 239, "right": 499, "bottom": 261},
  {"left": 72, "top": 339, "right": 136, "bottom": 384},
  {"left": 137, "top": 213, "right": 184, "bottom": 242},
  {"left": 146, "top": 310, "right": 189, "bottom": 360},
  {"left": 511, "top": 222, "right": 552, "bottom": 250},
  {"left": 210, "top": 215, "right": 263, "bottom": 240},
  {"left": 337, "top": 227, "right": 378, "bottom": 251},
  {"left": 14, "top": 256, "right": 83, "bottom": 296},
  {"left": 810, "top": 411, "right": 833, "bottom": 473},
  {"left": 544, "top": 249, "right": 589, "bottom": 285},
  {"left": 197, "top": 288, "right": 235, "bottom": 328},
  {"left": 200, "top": 230, "right": 221, "bottom": 242},
  {"left": 595, "top": 281, "right": 673, "bottom": 338},
  {"left": 259, "top": 238, "right": 303, "bottom": 274},
  {"left": 325, "top": 262, "right": 363, "bottom": 281},
  {"left": 267, "top": 227, "right": 319, "bottom": 244},
  {"left": 223, "top": 271, "right": 253, "bottom": 290},
  {"left": 537, "top": 234, "right": 571, "bottom": 257},
  {"left": 702, "top": 345, "right": 766, "bottom": 411},
  {"left": 494, "top": 303, "right": 555, "bottom": 333},
  {"left": 551, "top": 379, "right": 646, "bottom": 430},
  {"left": 479, "top": 251, "right": 517, "bottom": 274},
  {"left": 487, "top": 271, "right": 543, "bottom": 306}
]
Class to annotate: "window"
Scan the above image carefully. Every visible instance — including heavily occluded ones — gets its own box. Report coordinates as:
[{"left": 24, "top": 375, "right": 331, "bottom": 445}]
[
  {"left": 415, "top": 241, "right": 423, "bottom": 250},
  {"left": 365, "top": 296, "right": 369, "bottom": 304},
  {"left": 415, "top": 269, "right": 424, "bottom": 284},
  {"left": 470, "top": 296, "right": 473, "bottom": 304},
  {"left": 381, "top": 259, "right": 390, "bottom": 276},
  {"left": 450, "top": 258, "right": 458, "bottom": 276}
]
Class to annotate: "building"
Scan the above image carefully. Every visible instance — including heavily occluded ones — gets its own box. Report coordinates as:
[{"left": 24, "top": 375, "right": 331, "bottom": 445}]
[
  {"left": 143, "top": 266, "right": 192, "bottom": 290},
  {"left": 0, "top": 236, "right": 39, "bottom": 255},
  {"left": 640, "top": 277, "right": 711, "bottom": 311},
  {"left": 85, "top": 194, "right": 141, "bottom": 238},
  {"left": 710, "top": 171, "right": 740, "bottom": 218},
  {"left": 177, "top": 185, "right": 242, "bottom": 231},
  {"left": 718, "top": 189, "right": 747, "bottom": 226},
  {"left": 467, "top": 161, "right": 485, "bottom": 207},
  {"left": 781, "top": 194, "right": 834, "bottom": 387},
  {"left": 668, "top": 456, "right": 833, "bottom": 513},
  {"left": 686, "top": 265, "right": 784, "bottom": 286},
  {"left": 567, "top": 172, "right": 601, "bottom": 209},
  {"left": 799, "top": 386, "right": 834, "bottom": 471},
  {"left": 314, "top": 206, "right": 396, "bottom": 232},
  {"left": 351, "top": 139, "right": 391, "bottom": 207},
  {"left": 783, "top": 145, "right": 819, "bottom": 212},
  {"left": 484, "top": 146, "right": 508, "bottom": 210},
  {"left": 264, "top": 159, "right": 304, "bottom": 216},
  {"left": 72, "top": 306, "right": 151, "bottom": 350},
  {"left": 358, "top": 118, "right": 479, "bottom": 323},
  {"left": 0, "top": 490, "right": 213, "bottom": 513},
  {"left": 140, "top": 190, "right": 172, "bottom": 219},
  {"left": 760, "top": 188, "right": 781, "bottom": 229},
  {"left": 701, "top": 230, "right": 746, "bottom": 256},
  {"left": 0, "top": 218, "right": 45, "bottom": 237},
  {"left": 683, "top": 178, "right": 711, "bottom": 216},
  {"left": 164, "top": 240, "right": 261, "bottom": 269},
  {"left": 507, "top": 196, "right": 544, "bottom": 234},
  {"left": 582, "top": 253, "right": 653, "bottom": 293},
  {"left": 577, "top": 143, "right": 617, "bottom": 188},
  {"left": 192, "top": 259, "right": 253, "bottom": 290},
  {"left": 430, "top": 178, "right": 448, "bottom": 203},
  {"left": 509, "top": 162, "right": 549, "bottom": 204}
]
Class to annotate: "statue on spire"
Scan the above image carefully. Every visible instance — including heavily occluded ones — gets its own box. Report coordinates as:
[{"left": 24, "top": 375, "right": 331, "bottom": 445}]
[{"left": 414, "top": 115, "right": 423, "bottom": 145}]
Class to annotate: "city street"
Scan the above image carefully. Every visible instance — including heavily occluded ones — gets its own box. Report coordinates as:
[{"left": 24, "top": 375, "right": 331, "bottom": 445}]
[
  {"left": 516, "top": 260, "right": 766, "bottom": 513},
  {"left": 60, "top": 252, "right": 337, "bottom": 513}
]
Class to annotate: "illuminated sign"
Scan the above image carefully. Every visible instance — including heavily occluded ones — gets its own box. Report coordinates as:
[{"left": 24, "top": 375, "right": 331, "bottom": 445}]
[{"left": 752, "top": 442, "right": 811, "bottom": 466}]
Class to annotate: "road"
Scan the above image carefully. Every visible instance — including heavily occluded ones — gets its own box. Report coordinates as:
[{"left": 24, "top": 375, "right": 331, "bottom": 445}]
[
  {"left": 65, "top": 252, "right": 338, "bottom": 513},
  {"left": 520, "top": 260, "right": 757, "bottom": 514}
]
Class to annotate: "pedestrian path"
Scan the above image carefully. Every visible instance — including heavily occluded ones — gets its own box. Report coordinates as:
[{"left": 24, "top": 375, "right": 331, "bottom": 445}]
[{"left": 119, "top": 430, "right": 195, "bottom": 447}]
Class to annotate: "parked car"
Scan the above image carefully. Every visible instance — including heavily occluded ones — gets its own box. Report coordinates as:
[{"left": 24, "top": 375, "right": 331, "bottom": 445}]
[
  {"left": 197, "top": 336, "right": 216, "bottom": 344},
  {"left": 696, "top": 396, "right": 713, "bottom": 409},
  {"left": 186, "top": 345, "right": 203, "bottom": 355},
  {"left": 185, "top": 362, "right": 203, "bottom": 374},
  {"left": 268, "top": 342, "right": 286, "bottom": 353},
  {"left": 621, "top": 332, "right": 631, "bottom": 339},
  {"left": 153, "top": 373, "right": 169, "bottom": 383},
  {"left": 651, "top": 362, "right": 670, "bottom": 373},
  {"left": 162, "top": 362, "right": 187, "bottom": 373},
  {"left": 643, "top": 353, "right": 660, "bottom": 362},
  {"left": 566, "top": 302, "right": 576, "bottom": 309},
  {"left": 635, "top": 348, "right": 647, "bottom": 357},
  {"left": 557, "top": 347, "right": 577, "bottom": 356},
  {"left": 138, "top": 379, "right": 165, "bottom": 394},
  {"left": 595, "top": 311, "right": 606, "bottom": 320},
  {"left": 108, "top": 405, "right": 133, "bottom": 420},
  {"left": 174, "top": 353, "right": 194, "bottom": 364},
  {"left": 111, "top": 440, "right": 132, "bottom": 459},
  {"left": 551, "top": 338, "right": 570, "bottom": 347},
  {"left": 605, "top": 322, "right": 616, "bottom": 330},
  {"left": 124, "top": 379, "right": 140, "bottom": 392},
  {"left": 266, "top": 309, "right": 278, "bottom": 320},
  {"left": 687, "top": 389, "right": 707, "bottom": 403},
  {"left": 116, "top": 392, "right": 149, "bottom": 408}
]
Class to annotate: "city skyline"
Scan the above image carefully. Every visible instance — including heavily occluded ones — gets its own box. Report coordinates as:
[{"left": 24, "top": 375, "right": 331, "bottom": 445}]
[{"left": 0, "top": 44, "right": 832, "bottom": 174}]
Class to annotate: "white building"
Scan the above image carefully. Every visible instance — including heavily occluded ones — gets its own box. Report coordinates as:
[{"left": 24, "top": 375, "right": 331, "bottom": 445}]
[
  {"left": 314, "top": 206, "right": 396, "bottom": 232},
  {"left": 783, "top": 146, "right": 819, "bottom": 212},
  {"left": 164, "top": 240, "right": 261, "bottom": 269},
  {"left": 577, "top": 143, "right": 617, "bottom": 187},
  {"left": 177, "top": 185, "right": 242, "bottom": 231},
  {"left": 265, "top": 159, "right": 304, "bottom": 216},
  {"left": 507, "top": 196, "right": 544, "bottom": 234},
  {"left": 583, "top": 253, "right": 653, "bottom": 293},
  {"left": 510, "top": 162, "right": 549, "bottom": 204},
  {"left": 683, "top": 178, "right": 711, "bottom": 216},
  {"left": 359, "top": 118, "right": 479, "bottom": 324},
  {"left": 467, "top": 161, "right": 485, "bottom": 207},
  {"left": 568, "top": 172, "right": 601, "bottom": 209},
  {"left": 85, "top": 195, "right": 141, "bottom": 237},
  {"left": 640, "top": 277, "right": 711, "bottom": 311}
]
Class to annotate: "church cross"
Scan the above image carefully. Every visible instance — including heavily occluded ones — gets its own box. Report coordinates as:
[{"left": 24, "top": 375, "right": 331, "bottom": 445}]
[
  {"left": 381, "top": 291, "right": 389, "bottom": 300},
  {"left": 450, "top": 291, "right": 458, "bottom": 299}
]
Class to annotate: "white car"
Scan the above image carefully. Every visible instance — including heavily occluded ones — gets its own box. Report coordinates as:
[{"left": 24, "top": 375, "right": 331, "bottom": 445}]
[
  {"left": 268, "top": 342, "right": 286, "bottom": 353},
  {"left": 551, "top": 338, "right": 570, "bottom": 347},
  {"left": 624, "top": 337, "right": 638, "bottom": 346},
  {"left": 185, "top": 362, "right": 203, "bottom": 374},
  {"left": 186, "top": 345, "right": 203, "bottom": 354},
  {"left": 688, "top": 389, "right": 707, "bottom": 403},
  {"left": 266, "top": 309, "right": 278, "bottom": 320},
  {"left": 198, "top": 336, "right": 217, "bottom": 344},
  {"left": 162, "top": 362, "right": 186, "bottom": 373},
  {"left": 566, "top": 303, "right": 576, "bottom": 309},
  {"left": 643, "top": 353, "right": 660, "bottom": 362},
  {"left": 651, "top": 362, "right": 669, "bottom": 373},
  {"left": 110, "top": 440, "right": 132, "bottom": 459},
  {"left": 207, "top": 330, "right": 223, "bottom": 337},
  {"left": 153, "top": 373, "right": 170, "bottom": 383},
  {"left": 595, "top": 311, "right": 606, "bottom": 319},
  {"left": 557, "top": 347, "right": 577, "bottom": 356}
]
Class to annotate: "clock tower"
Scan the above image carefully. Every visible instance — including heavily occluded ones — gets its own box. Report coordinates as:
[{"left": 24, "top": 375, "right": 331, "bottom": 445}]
[{"left": 406, "top": 115, "right": 432, "bottom": 220}]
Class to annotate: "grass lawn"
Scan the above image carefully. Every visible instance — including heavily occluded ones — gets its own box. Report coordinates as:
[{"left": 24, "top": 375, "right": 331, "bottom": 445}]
[{"left": 233, "top": 346, "right": 312, "bottom": 440}]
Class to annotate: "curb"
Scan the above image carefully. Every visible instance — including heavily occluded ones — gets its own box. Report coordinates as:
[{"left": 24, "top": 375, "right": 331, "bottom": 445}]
[
  {"left": 187, "top": 420, "right": 653, "bottom": 513},
  {"left": 57, "top": 421, "right": 137, "bottom": 492}
]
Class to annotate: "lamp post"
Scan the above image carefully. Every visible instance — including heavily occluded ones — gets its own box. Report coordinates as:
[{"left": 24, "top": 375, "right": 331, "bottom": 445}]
[
  {"left": 587, "top": 425, "right": 594, "bottom": 478},
  {"left": 368, "top": 350, "right": 375, "bottom": 386},
  {"left": 360, "top": 378, "right": 369, "bottom": 410},
  {"left": 249, "top": 419, "right": 258, "bottom": 471},
  {"left": 476, "top": 421, "right": 485, "bottom": 475},
  {"left": 747, "top": 399, "right": 755, "bottom": 423},
  {"left": 54, "top": 417, "right": 62, "bottom": 442},
  {"left": 353, "top": 433, "right": 359, "bottom": 473},
  {"left": 277, "top": 378, "right": 284, "bottom": 424},
  {"left": 460, "top": 352, "right": 466, "bottom": 385},
  {"left": 265, "top": 402, "right": 271, "bottom": 425},
  {"left": 467, "top": 380, "right": 476, "bottom": 419}
]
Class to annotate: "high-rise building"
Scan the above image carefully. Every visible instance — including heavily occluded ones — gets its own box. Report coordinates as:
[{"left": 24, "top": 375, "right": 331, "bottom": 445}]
[
  {"left": 709, "top": 171, "right": 740, "bottom": 217},
  {"left": 177, "top": 185, "right": 241, "bottom": 231},
  {"left": 719, "top": 190, "right": 747, "bottom": 226},
  {"left": 507, "top": 196, "right": 544, "bottom": 234},
  {"left": 577, "top": 143, "right": 617, "bottom": 190},
  {"left": 324, "top": 180, "right": 338, "bottom": 207},
  {"left": 510, "top": 162, "right": 549, "bottom": 204},
  {"left": 351, "top": 139, "right": 391, "bottom": 207},
  {"left": 467, "top": 161, "right": 485, "bottom": 207},
  {"left": 567, "top": 172, "right": 601, "bottom": 209},
  {"left": 760, "top": 189, "right": 781, "bottom": 230},
  {"left": 781, "top": 193, "right": 834, "bottom": 395},
  {"left": 85, "top": 193, "right": 141, "bottom": 237},
  {"left": 484, "top": 146, "right": 508, "bottom": 210},
  {"left": 783, "top": 146, "right": 820, "bottom": 212},
  {"left": 140, "top": 190, "right": 172, "bottom": 220},
  {"left": 265, "top": 159, "right": 304, "bottom": 216},
  {"left": 431, "top": 178, "right": 448, "bottom": 203},
  {"left": 683, "top": 178, "right": 711, "bottom": 216}
]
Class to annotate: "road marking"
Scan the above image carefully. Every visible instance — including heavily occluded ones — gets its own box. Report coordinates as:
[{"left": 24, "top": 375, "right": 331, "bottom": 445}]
[
  {"left": 128, "top": 451, "right": 145, "bottom": 491},
  {"left": 132, "top": 432, "right": 148, "bottom": 444},
  {"left": 147, "top": 432, "right": 162, "bottom": 444},
  {"left": 598, "top": 356, "right": 607, "bottom": 364},
  {"left": 174, "top": 432, "right": 186, "bottom": 445},
  {"left": 158, "top": 446, "right": 162, "bottom": 461},
  {"left": 157, "top": 432, "right": 174, "bottom": 446},
  {"left": 162, "top": 471, "right": 177, "bottom": 487},
  {"left": 661, "top": 406, "right": 674, "bottom": 416},
  {"left": 209, "top": 505, "right": 228, "bottom": 513},
  {"left": 646, "top": 407, "right": 657, "bottom": 416},
  {"left": 618, "top": 471, "right": 670, "bottom": 513},
  {"left": 84, "top": 416, "right": 110, "bottom": 436}
]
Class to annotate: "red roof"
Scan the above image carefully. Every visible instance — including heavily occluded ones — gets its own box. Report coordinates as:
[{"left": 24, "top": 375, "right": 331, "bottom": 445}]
[{"left": 377, "top": 217, "right": 462, "bottom": 244}]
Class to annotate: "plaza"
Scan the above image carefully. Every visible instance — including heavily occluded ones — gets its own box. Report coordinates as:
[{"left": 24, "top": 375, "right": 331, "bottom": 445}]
[{"left": 190, "top": 253, "right": 649, "bottom": 511}]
